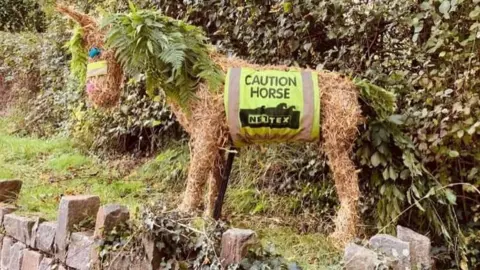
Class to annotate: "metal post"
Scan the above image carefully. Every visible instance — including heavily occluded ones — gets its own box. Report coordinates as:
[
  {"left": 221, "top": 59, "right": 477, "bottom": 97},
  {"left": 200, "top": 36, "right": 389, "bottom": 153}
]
[{"left": 213, "top": 147, "right": 237, "bottom": 220}]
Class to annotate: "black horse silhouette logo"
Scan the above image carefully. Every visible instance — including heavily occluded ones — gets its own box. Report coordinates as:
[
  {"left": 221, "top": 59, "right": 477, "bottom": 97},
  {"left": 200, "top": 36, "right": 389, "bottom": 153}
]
[{"left": 239, "top": 103, "right": 300, "bottom": 129}]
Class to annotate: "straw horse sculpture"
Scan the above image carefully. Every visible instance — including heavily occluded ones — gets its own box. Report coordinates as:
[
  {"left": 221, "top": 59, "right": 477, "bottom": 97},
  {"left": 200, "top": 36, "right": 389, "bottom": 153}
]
[{"left": 57, "top": 5, "right": 362, "bottom": 244}]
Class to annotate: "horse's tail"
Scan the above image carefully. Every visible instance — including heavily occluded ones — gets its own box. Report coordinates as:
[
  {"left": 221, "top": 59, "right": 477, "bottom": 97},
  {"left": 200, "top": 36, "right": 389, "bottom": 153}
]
[{"left": 354, "top": 78, "right": 397, "bottom": 119}]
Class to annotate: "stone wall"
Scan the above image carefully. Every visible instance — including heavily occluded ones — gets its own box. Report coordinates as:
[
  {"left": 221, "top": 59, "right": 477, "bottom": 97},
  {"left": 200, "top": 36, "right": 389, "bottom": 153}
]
[
  {"left": 0, "top": 180, "right": 255, "bottom": 270},
  {"left": 343, "top": 226, "right": 434, "bottom": 270}
]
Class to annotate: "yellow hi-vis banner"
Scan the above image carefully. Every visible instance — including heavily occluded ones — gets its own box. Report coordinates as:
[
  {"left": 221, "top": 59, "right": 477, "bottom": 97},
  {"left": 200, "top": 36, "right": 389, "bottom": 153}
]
[
  {"left": 225, "top": 67, "right": 320, "bottom": 147},
  {"left": 87, "top": 61, "right": 108, "bottom": 78}
]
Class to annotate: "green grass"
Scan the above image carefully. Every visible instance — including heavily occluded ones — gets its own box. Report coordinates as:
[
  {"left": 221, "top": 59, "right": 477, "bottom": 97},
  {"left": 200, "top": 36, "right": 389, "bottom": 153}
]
[
  {"left": 0, "top": 117, "right": 188, "bottom": 220},
  {"left": 47, "top": 153, "right": 91, "bottom": 172},
  {"left": 258, "top": 227, "right": 342, "bottom": 270},
  {"left": 0, "top": 118, "right": 150, "bottom": 220},
  {"left": 230, "top": 219, "right": 343, "bottom": 270}
]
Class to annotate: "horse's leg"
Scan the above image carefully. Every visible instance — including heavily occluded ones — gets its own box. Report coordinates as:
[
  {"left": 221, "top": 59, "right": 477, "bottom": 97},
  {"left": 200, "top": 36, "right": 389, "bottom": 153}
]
[
  {"left": 179, "top": 122, "right": 220, "bottom": 212},
  {"left": 205, "top": 149, "right": 225, "bottom": 217},
  {"left": 320, "top": 73, "right": 362, "bottom": 245},
  {"left": 178, "top": 85, "right": 228, "bottom": 213}
]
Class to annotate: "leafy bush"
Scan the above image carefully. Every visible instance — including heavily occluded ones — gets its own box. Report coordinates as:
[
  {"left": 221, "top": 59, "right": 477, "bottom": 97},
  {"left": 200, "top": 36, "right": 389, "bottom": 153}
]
[
  {"left": 142, "top": 202, "right": 298, "bottom": 269},
  {"left": 97, "top": 201, "right": 300, "bottom": 269},
  {"left": 0, "top": 31, "right": 47, "bottom": 117},
  {"left": 0, "top": 0, "right": 46, "bottom": 32},
  {"left": 68, "top": 78, "right": 181, "bottom": 155}
]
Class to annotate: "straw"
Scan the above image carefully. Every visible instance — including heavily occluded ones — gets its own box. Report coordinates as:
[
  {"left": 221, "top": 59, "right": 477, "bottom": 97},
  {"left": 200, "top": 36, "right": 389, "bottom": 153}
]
[{"left": 177, "top": 54, "right": 363, "bottom": 244}]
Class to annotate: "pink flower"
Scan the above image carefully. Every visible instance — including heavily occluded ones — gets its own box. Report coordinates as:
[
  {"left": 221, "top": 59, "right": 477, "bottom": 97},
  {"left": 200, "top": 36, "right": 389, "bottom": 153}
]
[{"left": 86, "top": 81, "right": 95, "bottom": 95}]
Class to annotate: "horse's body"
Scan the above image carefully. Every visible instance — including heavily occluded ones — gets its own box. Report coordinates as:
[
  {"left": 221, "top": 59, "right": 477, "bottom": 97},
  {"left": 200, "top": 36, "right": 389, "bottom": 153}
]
[{"left": 172, "top": 54, "right": 362, "bottom": 243}]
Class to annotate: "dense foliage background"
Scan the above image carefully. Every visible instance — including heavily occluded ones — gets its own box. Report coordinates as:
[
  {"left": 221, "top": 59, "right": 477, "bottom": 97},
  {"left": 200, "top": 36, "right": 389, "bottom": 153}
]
[{"left": 0, "top": 0, "right": 479, "bottom": 268}]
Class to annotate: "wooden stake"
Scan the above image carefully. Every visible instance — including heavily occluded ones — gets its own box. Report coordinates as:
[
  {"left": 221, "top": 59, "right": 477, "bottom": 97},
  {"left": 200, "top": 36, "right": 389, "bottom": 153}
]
[{"left": 213, "top": 147, "right": 237, "bottom": 220}]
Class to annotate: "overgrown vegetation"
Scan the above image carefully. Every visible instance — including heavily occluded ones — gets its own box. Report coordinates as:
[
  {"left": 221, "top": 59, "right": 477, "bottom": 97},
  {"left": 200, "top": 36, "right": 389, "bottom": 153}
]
[
  {"left": 0, "top": 0, "right": 46, "bottom": 32},
  {"left": 1, "top": 0, "right": 479, "bottom": 269},
  {"left": 98, "top": 202, "right": 306, "bottom": 269}
]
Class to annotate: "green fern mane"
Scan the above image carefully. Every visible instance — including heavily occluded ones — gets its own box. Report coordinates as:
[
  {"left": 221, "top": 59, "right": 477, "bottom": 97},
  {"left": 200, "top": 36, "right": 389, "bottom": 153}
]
[
  {"left": 67, "top": 25, "right": 88, "bottom": 83},
  {"left": 102, "top": 3, "right": 224, "bottom": 107}
]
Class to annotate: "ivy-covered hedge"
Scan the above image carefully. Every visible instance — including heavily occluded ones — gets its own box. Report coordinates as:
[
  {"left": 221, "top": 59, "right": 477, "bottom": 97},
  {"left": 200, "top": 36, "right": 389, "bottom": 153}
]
[
  {"left": 0, "top": 0, "right": 46, "bottom": 32},
  {"left": 128, "top": 0, "right": 478, "bottom": 268},
  {"left": 1, "top": 0, "right": 479, "bottom": 268}
]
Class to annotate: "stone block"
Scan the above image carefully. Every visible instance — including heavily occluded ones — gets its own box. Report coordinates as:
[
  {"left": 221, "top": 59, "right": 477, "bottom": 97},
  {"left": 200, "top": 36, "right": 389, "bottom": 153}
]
[
  {"left": 3, "top": 214, "right": 36, "bottom": 244},
  {"left": 220, "top": 229, "right": 257, "bottom": 267},
  {"left": 94, "top": 204, "right": 129, "bottom": 239},
  {"left": 66, "top": 232, "right": 94, "bottom": 270},
  {"left": 9, "top": 241, "right": 27, "bottom": 270},
  {"left": 21, "top": 249, "right": 43, "bottom": 270},
  {"left": 28, "top": 217, "right": 45, "bottom": 248},
  {"left": 142, "top": 234, "right": 161, "bottom": 270},
  {"left": 55, "top": 195, "right": 100, "bottom": 261},
  {"left": 38, "top": 259, "right": 65, "bottom": 270},
  {"left": 397, "top": 226, "right": 432, "bottom": 269},
  {"left": 33, "top": 221, "right": 56, "bottom": 254},
  {"left": 344, "top": 243, "right": 377, "bottom": 270},
  {"left": 0, "top": 205, "right": 16, "bottom": 226},
  {"left": 38, "top": 257, "right": 53, "bottom": 270},
  {"left": 0, "top": 180, "right": 22, "bottom": 203},
  {"left": 1, "top": 236, "right": 14, "bottom": 270},
  {"left": 0, "top": 234, "right": 3, "bottom": 267},
  {"left": 369, "top": 234, "right": 411, "bottom": 270}
]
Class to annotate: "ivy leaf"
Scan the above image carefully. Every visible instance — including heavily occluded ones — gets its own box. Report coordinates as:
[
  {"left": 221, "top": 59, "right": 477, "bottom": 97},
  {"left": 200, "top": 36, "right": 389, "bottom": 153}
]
[
  {"left": 400, "top": 169, "right": 410, "bottom": 180},
  {"left": 467, "top": 168, "right": 478, "bottom": 181},
  {"left": 387, "top": 114, "right": 405, "bottom": 125},
  {"left": 147, "top": 41, "right": 153, "bottom": 54},
  {"left": 448, "top": 150, "right": 459, "bottom": 158},
  {"left": 439, "top": 1, "right": 451, "bottom": 18},
  {"left": 467, "top": 121, "right": 480, "bottom": 135},
  {"left": 425, "top": 188, "right": 435, "bottom": 198},
  {"left": 288, "top": 39, "right": 300, "bottom": 51},
  {"left": 283, "top": 1, "right": 293, "bottom": 13},
  {"left": 389, "top": 166, "right": 398, "bottom": 181},
  {"left": 303, "top": 42, "right": 312, "bottom": 51},
  {"left": 469, "top": 6, "right": 480, "bottom": 18},
  {"left": 393, "top": 186, "right": 405, "bottom": 200},
  {"left": 382, "top": 167, "right": 390, "bottom": 180},
  {"left": 444, "top": 189, "right": 457, "bottom": 205},
  {"left": 371, "top": 152, "right": 382, "bottom": 167},
  {"left": 420, "top": 1, "right": 431, "bottom": 10}
]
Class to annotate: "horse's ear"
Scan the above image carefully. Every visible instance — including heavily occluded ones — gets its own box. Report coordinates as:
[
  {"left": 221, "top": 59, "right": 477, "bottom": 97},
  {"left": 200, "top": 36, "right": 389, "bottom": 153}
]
[{"left": 56, "top": 3, "right": 96, "bottom": 28}]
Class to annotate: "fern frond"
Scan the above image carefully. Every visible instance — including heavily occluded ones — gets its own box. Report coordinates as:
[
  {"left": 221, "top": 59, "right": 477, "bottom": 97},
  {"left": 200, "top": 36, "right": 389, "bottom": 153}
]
[
  {"left": 102, "top": 7, "right": 224, "bottom": 109},
  {"left": 354, "top": 78, "right": 397, "bottom": 120},
  {"left": 66, "top": 25, "right": 88, "bottom": 84}
]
